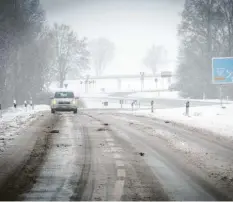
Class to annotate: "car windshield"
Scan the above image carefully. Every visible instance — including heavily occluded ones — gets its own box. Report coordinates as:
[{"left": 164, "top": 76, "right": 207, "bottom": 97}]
[{"left": 54, "top": 92, "right": 74, "bottom": 98}]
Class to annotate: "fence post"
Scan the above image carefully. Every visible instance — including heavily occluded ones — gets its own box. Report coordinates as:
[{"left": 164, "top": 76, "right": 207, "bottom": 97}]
[
  {"left": 151, "top": 100, "right": 154, "bottom": 113},
  {"left": 120, "top": 100, "right": 123, "bottom": 109},
  {"left": 30, "top": 99, "right": 34, "bottom": 110},
  {"left": 13, "top": 99, "right": 17, "bottom": 108},
  {"left": 185, "top": 100, "right": 190, "bottom": 116},
  {"left": 24, "top": 100, "right": 27, "bottom": 111}
]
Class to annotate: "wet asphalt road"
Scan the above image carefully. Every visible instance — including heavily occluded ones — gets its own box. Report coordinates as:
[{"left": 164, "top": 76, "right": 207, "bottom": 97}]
[{"left": 0, "top": 110, "right": 233, "bottom": 201}]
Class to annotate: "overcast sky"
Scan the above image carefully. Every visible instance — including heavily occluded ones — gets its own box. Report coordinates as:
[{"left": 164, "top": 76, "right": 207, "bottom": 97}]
[{"left": 40, "top": 0, "right": 185, "bottom": 75}]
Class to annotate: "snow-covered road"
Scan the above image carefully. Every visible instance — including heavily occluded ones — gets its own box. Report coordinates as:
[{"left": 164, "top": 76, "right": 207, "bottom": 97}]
[
  {"left": 84, "top": 111, "right": 233, "bottom": 200},
  {"left": 0, "top": 106, "right": 233, "bottom": 200}
]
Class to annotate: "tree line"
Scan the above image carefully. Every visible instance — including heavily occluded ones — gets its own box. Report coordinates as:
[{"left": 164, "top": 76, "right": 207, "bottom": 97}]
[
  {"left": 0, "top": 0, "right": 45, "bottom": 107},
  {"left": 176, "top": 0, "right": 233, "bottom": 99},
  {"left": 0, "top": 0, "right": 116, "bottom": 108}
]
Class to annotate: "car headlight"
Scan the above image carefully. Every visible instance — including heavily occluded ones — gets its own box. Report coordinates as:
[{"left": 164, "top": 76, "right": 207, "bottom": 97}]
[
  {"left": 52, "top": 99, "right": 56, "bottom": 105},
  {"left": 72, "top": 100, "right": 76, "bottom": 105}
]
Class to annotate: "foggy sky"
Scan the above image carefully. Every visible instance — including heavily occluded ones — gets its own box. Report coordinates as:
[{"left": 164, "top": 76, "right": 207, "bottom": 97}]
[{"left": 40, "top": 0, "right": 185, "bottom": 75}]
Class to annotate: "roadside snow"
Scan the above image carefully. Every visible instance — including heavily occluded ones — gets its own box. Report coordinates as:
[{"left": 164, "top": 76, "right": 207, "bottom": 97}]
[
  {"left": 0, "top": 105, "right": 50, "bottom": 152},
  {"left": 127, "top": 91, "right": 233, "bottom": 103},
  {"left": 120, "top": 104, "right": 233, "bottom": 139},
  {"left": 128, "top": 91, "right": 180, "bottom": 99},
  {"left": 83, "top": 99, "right": 131, "bottom": 109},
  {"left": 79, "top": 92, "right": 110, "bottom": 98},
  {"left": 82, "top": 98, "right": 149, "bottom": 109}
]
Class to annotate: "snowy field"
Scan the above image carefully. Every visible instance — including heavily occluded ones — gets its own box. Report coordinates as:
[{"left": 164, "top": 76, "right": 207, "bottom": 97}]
[
  {"left": 79, "top": 92, "right": 110, "bottom": 98},
  {"left": 79, "top": 91, "right": 232, "bottom": 107},
  {"left": 120, "top": 104, "right": 233, "bottom": 139},
  {"left": 127, "top": 91, "right": 233, "bottom": 104},
  {"left": 127, "top": 91, "right": 180, "bottom": 99},
  {"left": 0, "top": 105, "right": 50, "bottom": 152}
]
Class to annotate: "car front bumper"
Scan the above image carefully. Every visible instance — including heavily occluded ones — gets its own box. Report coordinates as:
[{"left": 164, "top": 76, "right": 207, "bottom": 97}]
[{"left": 51, "top": 104, "right": 77, "bottom": 111}]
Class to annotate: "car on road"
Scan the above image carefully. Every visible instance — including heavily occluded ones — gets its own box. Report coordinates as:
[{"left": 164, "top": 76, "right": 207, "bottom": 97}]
[{"left": 50, "top": 90, "right": 78, "bottom": 114}]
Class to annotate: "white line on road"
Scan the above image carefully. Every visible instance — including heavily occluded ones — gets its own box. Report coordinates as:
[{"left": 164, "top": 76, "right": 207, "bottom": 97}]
[
  {"left": 111, "top": 147, "right": 123, "bottom": 153},
  {"left": 117, "top": 169, "right": 126, "bottom": 178},
  {"left": 105, "top": 132, "right": 111, "bottom": 139},
  {"left": 113, "top": 153, "right": 121, "bottom": 159},
  {"left": 106, "top": 138, "right": 114, "bottom": 142},
  {"left": 115, "top": 160, "right": 124, "bottom": 167},
  {"left": 113, "top": 180, "right": 125, "bottom": 200},
  {"left": 108, "top": 142, "right": 115, "bottom": 147},
  {"left": 103, "top": 127, "right": 125, "bottom": 200}
]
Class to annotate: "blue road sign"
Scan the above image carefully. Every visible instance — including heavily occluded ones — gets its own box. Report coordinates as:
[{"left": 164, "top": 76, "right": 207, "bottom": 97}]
[{"left": 212, "top": 57, "right": 233, "bottom": 84}]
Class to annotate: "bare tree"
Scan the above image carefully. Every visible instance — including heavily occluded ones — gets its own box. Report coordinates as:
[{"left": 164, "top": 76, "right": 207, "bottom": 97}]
[
  {"left": 0, "top": 0, "right": 45, "bottom": 106},
  {"left": 50, "top": 24, "right": 89, "bottom": 87},
  {"left": 33, "top": 26, "right": 56, "bottom": 92},
  {"left": 89, "top": 38, "right": 115, "bottom": 76},
  {"left": 143, "top": 45, "right": 168, "bottom": 75}
]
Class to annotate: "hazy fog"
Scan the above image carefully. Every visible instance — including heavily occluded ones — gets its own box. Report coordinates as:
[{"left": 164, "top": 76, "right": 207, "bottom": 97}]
[{"left": 40, "top": 0, "right": 184, "bottom": 75}]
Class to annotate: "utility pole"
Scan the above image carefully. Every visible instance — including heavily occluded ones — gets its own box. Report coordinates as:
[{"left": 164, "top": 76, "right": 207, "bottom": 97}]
[
  {"left": 154, "top": 78, "right": 158, "bottom": 89},
  {"left": 219, "top": 85, "right": 223, "bottom": 107},
  {"left": 85, "top": 75, "right": 90, "bottom": 93},
  {"left": 140, "top": 72, "right": 145, "bottom": 91}
]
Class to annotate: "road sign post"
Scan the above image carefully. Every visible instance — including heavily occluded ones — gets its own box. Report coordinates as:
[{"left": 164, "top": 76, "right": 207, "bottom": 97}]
[
  {"left": 219, "top": 85, "right": 223, "bottom": 107},
  {"left": 119, "top": 100, "right": 123, "bottom": 108},
  {"left": 140, "top": 72, "right": 144, "bottom": 92},
  {"left": 151, "top": 100, "right": 154, "bottom": 113},
  {"left": 161, "top": 71, "right": 172, "bottom": 90},
  {"left": 203, "top": 92, "right": 206, "bottom": 100},
  {"left": 85, "top": 75, "right": 90, "bottom": 93},
  {"left": 154, "top": 78, "right": 158, "bottom": 89},
  {"left": 185, "top": 100, "right": 190, "bottom": 116},
  {"left": 212, "top": 57, "right": 233, "bottom": 107},
  {"left": 131, "top": 100, "right": 136, "bottom": 111}
]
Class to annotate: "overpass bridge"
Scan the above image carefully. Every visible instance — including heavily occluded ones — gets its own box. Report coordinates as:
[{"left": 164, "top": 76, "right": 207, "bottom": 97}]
[
  {"left": 76, "top": 72, "right": 176, "bottom": 80},
  {"left": 76, "top": 74, "right": 156, "bottom": 79},
  {"left": 63, "top": 72, "right": 176, "bottom": 93}
]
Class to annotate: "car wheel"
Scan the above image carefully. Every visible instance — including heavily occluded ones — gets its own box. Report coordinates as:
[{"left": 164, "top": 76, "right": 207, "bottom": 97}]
[
  {"left": 51, "top": 109, "right": 55, "bottom": 114},
  {"left": 73, "top": 109, "right": 77, "bottom": 114}
]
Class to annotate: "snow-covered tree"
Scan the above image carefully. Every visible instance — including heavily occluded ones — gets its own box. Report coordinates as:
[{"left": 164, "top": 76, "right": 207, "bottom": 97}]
[
  {"left": 49, "top": 24, "right": 89, "bottom": 87},
  {"left": 89, "top": 38, "right": 115, "bottom": 76},
  {"left": 176, "top": 0, "right": 233, "bottom": 98},
  {"left": 143, "top": 45, "right": 168, "bottom": 75}
]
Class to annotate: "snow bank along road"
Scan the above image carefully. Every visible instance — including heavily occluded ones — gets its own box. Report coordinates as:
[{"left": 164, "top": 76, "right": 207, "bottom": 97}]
[{"left": 0, "top": 109, "right": 233, "bottom": 200}]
